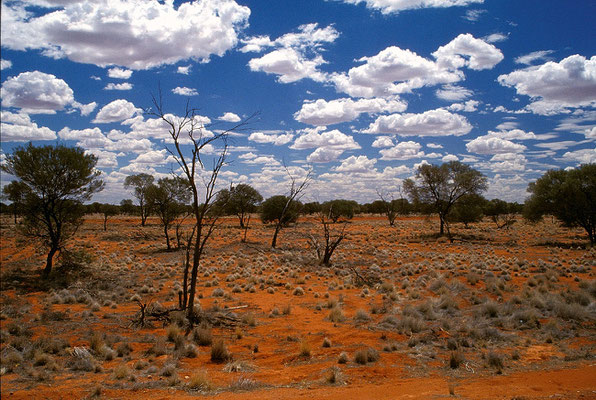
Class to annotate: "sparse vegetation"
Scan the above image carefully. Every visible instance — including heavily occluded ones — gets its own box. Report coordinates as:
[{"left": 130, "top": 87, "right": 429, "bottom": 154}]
[{"left": 0, "top": 194, "right": 594, "bottom": 398}]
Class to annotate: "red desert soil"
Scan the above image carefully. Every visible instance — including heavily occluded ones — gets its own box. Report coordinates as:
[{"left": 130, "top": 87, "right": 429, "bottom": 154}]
[{"left": 1, "top": 214, "right": 594, "bottom": 399}]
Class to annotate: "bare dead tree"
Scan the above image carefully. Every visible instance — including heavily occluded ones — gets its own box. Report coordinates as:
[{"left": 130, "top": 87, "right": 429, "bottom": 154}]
[
  {"left": 308, "top": 207, "right": 348, "bottom": 266},
  {"left": 148, "top": 90, "right": 256, "bottom": 324},
  {"left": 377, "top": 189, "right": 398, "bottom": 227},
  {"left": 270, "top": 166, "right": 312, "bottom": 248}
]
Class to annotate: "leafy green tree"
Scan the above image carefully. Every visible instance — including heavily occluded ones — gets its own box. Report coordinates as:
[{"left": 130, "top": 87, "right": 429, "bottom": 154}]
[
  {"left": 302, "top": 202, "right": 322, "bottom": 215},
  {"left": 524, "top": 164, "right": 596, "bottom": 245},
  {"left": 2, "top": 180, "right": 30, "bottom": 223},
  {"left": 448, "top": 194, "right": 486, "bottom": 228},
  {"left": 124, "top": 173, "right": 154, "bottom": 226},
  {"left": 86, "top": 201, "right": 103, "bottom": 214},
  {"left": 100, "top": 204, "right": 120, "bottom": 231},
  {"left": 120, "top": 199, "right": 136, "bottom": 215},
  {"left": 484, "top": 199, "right": 519, "bottom": 229},
  {"left": 404, "top": 161, "right": 488, "bottom": 237},
  {"left": 146, "top": 177, "right": 191, "bottom": 250},
  {"left": 261, "top": 195, "right": 301, "bottom": 226},
  {"left": 321, "top": 199, "right": 358, "bottom": 223},
  {"left": 1, "top": 143, "right": 104, "bottom": 277},
  {"left": 214, "top": 183, "right": 263, "bottom": 228},
  {"left": 365, "top": 200, "right": 387, "bottom": 215}
]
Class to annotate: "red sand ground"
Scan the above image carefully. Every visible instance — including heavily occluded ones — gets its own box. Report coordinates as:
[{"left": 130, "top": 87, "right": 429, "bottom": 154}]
[{"left": 1, "top": 214, "right": 595, "bottom": 399}]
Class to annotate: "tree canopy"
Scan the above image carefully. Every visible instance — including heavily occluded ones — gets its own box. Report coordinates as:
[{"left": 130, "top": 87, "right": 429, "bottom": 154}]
[
  {"left": 404, "top": 161, "right": 487, "bottom": 236},
  {"left": 214, "top": 183, "right": 263, "bottom": 227},
  {"left": 2, "top": 180, "right": 30, "bottom": 223},
  {"left": 260, "top": 195, "right": 301, "bottom": 227},
  {"left": 321, "top": 199, "right": 358, "bottom": 223},
  {"left": 146, "top": 177, "right": 191, "bottom": 250},
  {"left": 524, "top": 164, "right": 596, "bottom": 245},
  {"left": 124, "top": 173, "right": 154, "bottom": 226},
  {"left": 1, "top": 143, "right": 104, "bottom": 277}
]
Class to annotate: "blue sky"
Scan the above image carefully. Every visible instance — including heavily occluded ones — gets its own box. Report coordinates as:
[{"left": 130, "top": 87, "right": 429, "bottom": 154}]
[{"left": 1, "top": 0, "right": 595, "bottom": 204}]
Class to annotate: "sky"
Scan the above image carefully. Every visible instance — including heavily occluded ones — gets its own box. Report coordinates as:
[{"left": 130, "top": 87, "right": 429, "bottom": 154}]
[{"left": 1, "top": 0, "right": 595, "bottom": 205}]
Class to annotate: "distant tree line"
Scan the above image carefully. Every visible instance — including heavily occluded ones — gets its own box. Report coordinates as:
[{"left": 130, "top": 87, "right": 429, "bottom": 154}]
[{"left": 2, "top": 142, "right": 595, "bottom": 281}]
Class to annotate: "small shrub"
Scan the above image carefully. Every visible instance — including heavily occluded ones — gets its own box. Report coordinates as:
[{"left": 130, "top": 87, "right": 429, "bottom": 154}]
[
  {"left": 382, "top": 342, "right": 398, "bottom": 352},
  {"left": 192, "top": 326, "right": 213, "bottom": 346},
  {"left": 1, "top": 349, "right": 23, "bottom": 372},
  {"left": 354, "top": 347, "right": 379, "bottom": 365},
  {"left": 113, "top": 364, "right": 130, "bottom": 380},
  {"left": 89, "top": 332, "right": 105, "bottom": 353},
  {"left": 354, "top": 309, "right": 371, "bottom": 322},
  {"left": 228, "top": 376, "right": 260, "bottom": 391},
  {"left": 166, "top": 325, "right": 182, "bottom": 342},
  {"left": 67, "top": 347, "right": 97, "bottom": 372},
  {"left": 147, "top": 338, "right": 168, "bottom": 356},
  {"left": 182, "top": 344, "right": 199, "bottom": 358},
  {"left": 241, "top": 313, "right": 256, "bottom": 327},
  {"left": 134, "top": 360, "right": 148, "bottom": 370},
  {"left": 328, "top": 307, "right": 346, "bottom": 323},
  {"left": 487, "top": 351, "right": 504, "bottom": 370},
  {"left": 481, "top": 301, "right": 500, "bottom": 318},
  {"left": 322, "top": 337, "right": 332, "bottom": 348},
  {"left": 282, "top": 304, "right": 291, "bottom": 315},
  {"left": 449, "top": 351, "right": 464, "bottom": 369},
  {"left": 325, "top": 366, "right": 344, "bottom": 384},
  {"left": 161, "top": 363, "right": 177, "bottom": 377},
  {"left": 366, "top": 347, "right": 380, "bottom": 362},
  {"left": 210, "top": 339, "right": 231, "bottom": 363},
  {"left": 299, "top": 340, "right": 311, "bottom": 358},
  {"left": 353, "top": 348, "right": 368, "bottom": 365},
  {"left": 337, "top": 352, "right": 348, "bottom": 364},
  {"left": 187, "top": 370, "right": 214, "bottom": 391},
  {"left": 116, "top": 342, "right": 132, "bottom": 357}
]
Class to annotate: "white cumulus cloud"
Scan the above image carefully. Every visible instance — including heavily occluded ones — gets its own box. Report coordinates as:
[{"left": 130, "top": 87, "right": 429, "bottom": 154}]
[
  {"left": 291, "top": 128, "right": 361, "bottom": 151},
  {"left": 334, "top": 155, "right": 376, "bottom": 173},
  {"left": 172, "top": 87, "right": 199, "bottom": 96},
  {"left": 1, "top": 59, "right": 12, "bottom": 70},
  {"left": 107, "top": 67, "right": 133, "bottom": 79},
  {"left": 218, "top": 112, "right": 241, "bottom": 122},
  {"left": 0, "top": 111, "right": 57, "bottom": 141},
  {"left": 364, "top": 108, "right": 472, "bottom": 136},
  {"left": 371, "top": 136, "right": 394, "bottom": 148},
  {"left": 105, "top": 82, "right": 132, "bottom": 91},
  {"left": 331, "top": 46, "right": 459, "bottom": 97},
  {"left": 248, "top": 132, "right": 294, "bottom": 146},
  {"left": 1, "top": 70, "right": 93, "bottom": 115},
  {"left": 498, "top": 55, "right": 596, "bottom": 114},
  {"left": 248, "top": 48, "right": 327, "bottom": 83},
  {"left": 93, "top": 99, "right": 142, "bottom": 123},
  {"left": 560, "top": 148, "right": 596, "bottom": 164},
  {"left": 295, "top": 97, "right": 407, "bottom": 126},
  {"left": 246, "top": 23, "right": 338, "bottom": 84},
  {"left": 379, "top": 140, "right": 425, "bottom": 160},
  {"left": 1, "top": 0, "right": 251, "bottom": 70},
  {"left": 307, "top": 148, "right": 345, "bottom": 163},
  {"left": 466, "top": 136, "right": 527, "bottom": 154},
  {"left": 332, "top": 34, "right": 501, "bottom": 98},
  {"left": 433, "top": 33, "right": 504, "bottom": 70}
]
